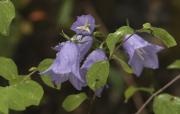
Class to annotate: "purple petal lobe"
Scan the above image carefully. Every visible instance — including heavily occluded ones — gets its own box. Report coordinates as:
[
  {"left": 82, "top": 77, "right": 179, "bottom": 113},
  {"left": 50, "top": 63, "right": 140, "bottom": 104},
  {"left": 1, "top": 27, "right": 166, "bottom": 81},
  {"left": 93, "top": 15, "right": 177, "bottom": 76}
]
[
  {"left": 75, "top": 35, "right": 93, "bottom": 61},
  {"left": 71, "top": 15, "right": 95, "bottom": 35},
  {"left": 81, "top": 49, "right": 107, "bottom": 70}
]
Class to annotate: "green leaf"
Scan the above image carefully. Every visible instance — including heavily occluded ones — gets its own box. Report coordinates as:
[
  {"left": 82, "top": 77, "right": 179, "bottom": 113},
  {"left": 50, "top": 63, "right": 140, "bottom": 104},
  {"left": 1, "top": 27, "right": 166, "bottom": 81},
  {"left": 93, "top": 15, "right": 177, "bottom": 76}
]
[
  {"left": 86, "top": 60, "right": 109, "bottom": 91},
  {"left": 115, "top": 26, "right": 134, "bottom": 36},
  {"left": 143, "top": 23, "right": 152, "bottom": 29},
  {"left": 142, "top": 23, "right": 177, "bottom": 48},
  {"left": 153, "top": 94, "right": 180, "bottom": 114},
  {"left": 106, "top": 33, "right": 121, "bottom": 56},
  {"left": 167, "top": 60, "right": 180, "bottom": 69},
  {"left": 62, "top": 92, "right": 87, "bottom": 112},
  {"left": 106, "top": 26, "right": 134, "bottom": 56},
  {"left": 5, "top": 86, "right": 26, "bottom": 111},
  {"left": 0, "top": 87, "right": 8, "bottom": 114},
  {"left": 38, "top": 58, "right": 61, "bottom": 89},
  {"left": 0, "top": 0, "right": 15, "bottom": 36},
  {"left": 152, "top": 27, "right": 177, "bottom": 48},
  {"left": 124, "top": 86, "right": 154, "bottom": 103},
  {"left": 112, "top": 55, "right": 132, "bottom": 74},
  {"left": 0, "top": 57, "right": 18, "bottom": 81},
  {"left": 14, "top": 79, "right": 44, "bottom": 107},
  {"left": 0, "top": 77, "right": 44, "bottom": 112}
]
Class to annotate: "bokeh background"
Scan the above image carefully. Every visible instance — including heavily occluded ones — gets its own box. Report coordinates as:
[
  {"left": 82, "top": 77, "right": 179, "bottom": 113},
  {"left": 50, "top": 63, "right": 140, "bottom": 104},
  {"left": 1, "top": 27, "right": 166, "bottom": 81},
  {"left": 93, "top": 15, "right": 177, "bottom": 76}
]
[{"left": 0, "top": 0, "right": 180, "bottom": 114}]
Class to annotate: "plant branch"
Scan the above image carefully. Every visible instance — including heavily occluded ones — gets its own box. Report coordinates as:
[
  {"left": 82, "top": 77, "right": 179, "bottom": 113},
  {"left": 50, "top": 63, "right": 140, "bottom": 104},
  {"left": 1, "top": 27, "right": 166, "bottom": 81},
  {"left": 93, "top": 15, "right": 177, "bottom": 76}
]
[{"left": 135, "top": 74, "right": 180, "bottom": 114}]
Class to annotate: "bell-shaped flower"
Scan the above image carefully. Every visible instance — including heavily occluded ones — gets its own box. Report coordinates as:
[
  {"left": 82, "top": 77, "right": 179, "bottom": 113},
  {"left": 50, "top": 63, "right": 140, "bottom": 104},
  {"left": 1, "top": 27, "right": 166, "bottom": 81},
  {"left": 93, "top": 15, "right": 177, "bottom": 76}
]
[
  {"left": 122, "top": 34, "right": 164, "bottom": 76},
  {"left": 81, "top": 49, "right": 108, "bottom": 97},
  {"left": 41, "top": 41, "right": 85, "bottom": 90},
  {"left": 71, "top": 15, "right": 95, "bottom": 35}
]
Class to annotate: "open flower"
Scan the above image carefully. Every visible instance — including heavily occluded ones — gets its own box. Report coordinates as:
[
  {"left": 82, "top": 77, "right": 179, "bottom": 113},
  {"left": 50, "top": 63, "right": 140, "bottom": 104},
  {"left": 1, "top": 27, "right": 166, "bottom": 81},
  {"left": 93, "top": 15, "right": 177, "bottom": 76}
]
[
  {"left": 41, "top": 41, "right": 85, "bottom": 90},
  {"left": 71, "top": 15, "right": 95, "bottom": 35},
  {"left": 122, "top": 34, "right": 164, "bottom": 76},
  {"left": 81, "top": 49, "right": 107, "bottom": 97}
]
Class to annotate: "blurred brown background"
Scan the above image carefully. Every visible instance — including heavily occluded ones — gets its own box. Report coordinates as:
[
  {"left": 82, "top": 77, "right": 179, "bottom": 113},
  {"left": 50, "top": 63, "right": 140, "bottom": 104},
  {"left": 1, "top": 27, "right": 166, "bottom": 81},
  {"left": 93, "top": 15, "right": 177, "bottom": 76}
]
[{"left": 0, "top": 0, "right": 180, "bottom": 114}]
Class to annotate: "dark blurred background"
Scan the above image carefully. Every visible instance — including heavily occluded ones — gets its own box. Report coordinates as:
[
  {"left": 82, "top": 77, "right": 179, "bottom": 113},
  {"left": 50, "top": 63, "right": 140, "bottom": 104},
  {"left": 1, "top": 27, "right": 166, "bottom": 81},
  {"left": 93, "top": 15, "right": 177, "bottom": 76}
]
[{"left": 0, "top": 0, "right": 180, "bottom": 114}]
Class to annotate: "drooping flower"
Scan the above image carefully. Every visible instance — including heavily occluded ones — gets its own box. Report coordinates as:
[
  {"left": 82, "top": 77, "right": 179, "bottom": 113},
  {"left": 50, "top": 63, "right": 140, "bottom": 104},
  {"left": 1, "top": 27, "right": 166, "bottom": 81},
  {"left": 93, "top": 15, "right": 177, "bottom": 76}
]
[
  {"left": 71, "top": 15, "right": 95, "bottom": 35},
  {"left": 41, "top": 41, "right": 85, "bottom": 90},
  {"left": 81, "top": 49, "right": 108, "bottom": 97},
  {"left": 122, "top": 34, "right": 164, "bottom": 76},
  {"left": 74, "top": 35, "right": 93, "bottom": 61}
]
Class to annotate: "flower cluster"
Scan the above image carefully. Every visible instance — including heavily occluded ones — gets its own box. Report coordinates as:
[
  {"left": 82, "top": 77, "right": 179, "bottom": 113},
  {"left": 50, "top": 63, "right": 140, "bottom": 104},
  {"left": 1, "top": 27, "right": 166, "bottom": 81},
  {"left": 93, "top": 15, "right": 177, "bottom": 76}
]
[
  {"left": 42, "top": 14, "right": 164, "bottom": 96},
  {"left": 42, "top": 15, "right": 107, "bottom": 96}
]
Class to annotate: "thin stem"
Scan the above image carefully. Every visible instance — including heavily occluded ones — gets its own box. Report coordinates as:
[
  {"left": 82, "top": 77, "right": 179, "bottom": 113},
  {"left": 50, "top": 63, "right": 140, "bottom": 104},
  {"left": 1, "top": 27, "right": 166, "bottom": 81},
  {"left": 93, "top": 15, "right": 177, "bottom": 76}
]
[
  {"left": 88, "top": 94, "right": 96, "bottom": 114},
  {"left": 24, "top": 70, "right": 38, "bottom": 80},
  {"left": 135, "top": 74, "right": 180, "bottom": 114}
]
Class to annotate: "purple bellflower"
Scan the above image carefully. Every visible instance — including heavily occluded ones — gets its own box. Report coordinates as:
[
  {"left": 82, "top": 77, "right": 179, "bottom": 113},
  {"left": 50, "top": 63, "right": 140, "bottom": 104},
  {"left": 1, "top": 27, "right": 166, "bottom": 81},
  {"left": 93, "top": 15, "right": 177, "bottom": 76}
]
[
  {"left": 122, "top": 34, "right": 164, "bottom": 76},
  {"left": 41, "top": 41, "right": 85, "bottom": 90},
  {"left": 71, "top": 15, "right": 95, "bottom": 35},
  {"left": 81, "top": 49, "right": 108, "bottom": 97}
]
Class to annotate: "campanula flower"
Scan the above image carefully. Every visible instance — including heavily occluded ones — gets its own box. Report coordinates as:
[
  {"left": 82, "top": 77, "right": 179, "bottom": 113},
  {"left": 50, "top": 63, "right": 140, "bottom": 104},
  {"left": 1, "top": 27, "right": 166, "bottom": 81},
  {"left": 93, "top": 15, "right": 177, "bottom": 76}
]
[
  {"left": 81, "top": 49, "right": 107, "bottom": 97},
  {"left": 71, "top": 15, "right": 95, "bottom": 35},
  {"left": 122, "top": 34, "right": 164, "bottom": 76},
  {"left": 41, "top": 41, "right": 85, "bottom": 90}
]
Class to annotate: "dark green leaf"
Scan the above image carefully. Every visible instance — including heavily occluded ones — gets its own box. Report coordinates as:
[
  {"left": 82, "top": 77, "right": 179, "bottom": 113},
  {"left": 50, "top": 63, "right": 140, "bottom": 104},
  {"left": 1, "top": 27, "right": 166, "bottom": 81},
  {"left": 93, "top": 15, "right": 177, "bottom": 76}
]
[
  {"left": 167, "top": 60, "right": 180, "bottom": 69},
  {"left": 87, "top": 60, "right": 109, "bottom": 91},
  {"left": 0, "top": 0, "right": 15, "bottom": 36},
  {"left": 153, "top": 94, "right": 180, "bottom": 114},
  {"left": 0, "top": 57, "right": 18, "bottom": 81},
  {"left": 62, "top": 92, "right": 87, "bottom": 112}
]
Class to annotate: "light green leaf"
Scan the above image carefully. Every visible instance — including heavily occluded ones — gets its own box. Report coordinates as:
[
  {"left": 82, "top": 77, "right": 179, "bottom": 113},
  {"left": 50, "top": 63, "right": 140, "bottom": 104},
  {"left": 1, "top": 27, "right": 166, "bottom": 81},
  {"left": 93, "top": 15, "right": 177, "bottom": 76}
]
[
  {"left": 115, "top": 26, "right": 134, "bottom": 36},
  {"left": 125, "top": 86, "right": 154, "bottom": 103},
  {"left": 38, "top": 58, "right": 61, "bottom": 89},
  {"left": 87, "top": 60, "right": 109, "bottom": 91},
  {"left": 62, "top": 92, "right": 87, "bottom": 112},
  {"left": 167, "top": 60, "right": 180, "bottom": 69},
  {"left": 106, "top": 33, "right": 121, "bottom": 56},
  {"left": 112, "top": 55, "right": 132, "bottom": 74},
  {"left": 0, "top": 0, "right": 15, "bottom": 36},
  {"left": 153, "top": 94, "right": 180, "bottom": 114},
  {"left": 0, "top": 57, "right": 18, "bottom": 81},
  {"left": 106, "top": 26, "right": 134, "bottom": 56},
  {"left": 5, "top": 86, "right": 26, "bottom": 111},
  {"left": 142, "top": 23, "right": 177, "bottom": 48},
  {"left": 152, "top": 27, "right": 177, "bottom": 48},
  {"left": 143, "top": 23, "right": 152, "bottom": 29},
  {"left": 14, "top": 79, "right": 44, "bottom": 107},
  {"left": 0, "top": 87, "right": 8, "bottom": 114},
  {"left": 0, "top": 77, "right": 44, "bottom": 112}
]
